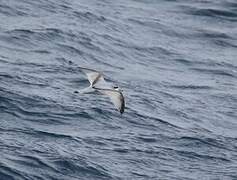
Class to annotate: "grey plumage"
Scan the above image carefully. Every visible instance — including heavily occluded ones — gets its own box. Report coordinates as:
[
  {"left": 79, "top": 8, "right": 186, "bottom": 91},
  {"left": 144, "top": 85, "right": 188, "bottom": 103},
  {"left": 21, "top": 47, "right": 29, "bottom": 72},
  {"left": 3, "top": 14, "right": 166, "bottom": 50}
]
[{"left": 77, "top": 67, "right": 125, "bottom": 114}]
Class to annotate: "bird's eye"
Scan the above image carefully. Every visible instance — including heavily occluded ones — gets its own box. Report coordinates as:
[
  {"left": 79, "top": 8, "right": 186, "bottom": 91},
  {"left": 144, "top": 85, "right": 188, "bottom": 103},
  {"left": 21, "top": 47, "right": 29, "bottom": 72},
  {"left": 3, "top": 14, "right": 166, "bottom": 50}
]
[{"left": 114, "top": 86, "right": 118, "bottom": 89}]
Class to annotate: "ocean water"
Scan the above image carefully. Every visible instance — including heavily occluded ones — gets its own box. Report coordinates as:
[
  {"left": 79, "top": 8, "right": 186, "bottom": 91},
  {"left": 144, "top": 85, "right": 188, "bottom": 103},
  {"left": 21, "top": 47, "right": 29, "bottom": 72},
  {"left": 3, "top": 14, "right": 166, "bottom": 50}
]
[{"left": 0, "top": 0, "right": 237, "bottom": 179}]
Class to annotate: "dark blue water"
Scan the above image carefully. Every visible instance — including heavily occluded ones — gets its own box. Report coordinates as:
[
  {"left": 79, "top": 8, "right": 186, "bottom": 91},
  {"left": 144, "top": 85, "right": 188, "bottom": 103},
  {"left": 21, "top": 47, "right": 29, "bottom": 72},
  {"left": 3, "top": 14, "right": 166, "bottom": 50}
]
[{"left": 0, "top": 0, "right": 237, "bottom": 179}]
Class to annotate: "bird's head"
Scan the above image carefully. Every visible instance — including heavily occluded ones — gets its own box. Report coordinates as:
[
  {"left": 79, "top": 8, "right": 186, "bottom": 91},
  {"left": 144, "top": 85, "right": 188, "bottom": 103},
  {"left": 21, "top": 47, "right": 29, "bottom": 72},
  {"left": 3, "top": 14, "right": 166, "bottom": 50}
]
[{"left": 113, "top": 85, "right": 122, "bottom": 92}]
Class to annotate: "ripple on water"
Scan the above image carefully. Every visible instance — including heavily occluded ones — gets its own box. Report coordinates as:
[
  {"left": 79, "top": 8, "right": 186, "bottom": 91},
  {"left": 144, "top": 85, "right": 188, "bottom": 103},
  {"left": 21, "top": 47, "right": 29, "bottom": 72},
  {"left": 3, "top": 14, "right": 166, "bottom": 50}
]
[{"left": 1, "top": 0, "right": 237, "bottom": 179}]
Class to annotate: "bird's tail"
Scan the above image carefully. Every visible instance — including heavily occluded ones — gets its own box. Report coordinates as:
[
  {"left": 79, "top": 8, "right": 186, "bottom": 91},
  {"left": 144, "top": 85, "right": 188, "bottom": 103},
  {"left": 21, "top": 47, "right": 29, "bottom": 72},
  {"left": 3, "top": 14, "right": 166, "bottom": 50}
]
[{"left": 78, "top": 86, "right": 95, "bottom": 94}]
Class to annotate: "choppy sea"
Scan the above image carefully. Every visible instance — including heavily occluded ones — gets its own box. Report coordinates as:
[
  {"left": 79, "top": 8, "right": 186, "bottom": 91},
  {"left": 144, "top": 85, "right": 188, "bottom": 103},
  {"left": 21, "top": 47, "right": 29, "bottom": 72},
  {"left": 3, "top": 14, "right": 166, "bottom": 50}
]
[{"left": 0, "top": 0, "right": 237, "bottom": 179}]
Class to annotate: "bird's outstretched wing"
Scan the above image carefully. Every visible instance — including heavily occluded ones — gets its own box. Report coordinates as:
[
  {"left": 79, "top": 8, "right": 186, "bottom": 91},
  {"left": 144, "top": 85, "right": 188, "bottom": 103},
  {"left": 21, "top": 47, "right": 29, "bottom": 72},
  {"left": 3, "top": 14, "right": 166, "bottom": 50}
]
[
  {"left": 79, "top": 67, "right": 105, "bottom": 86},
  {"left": 94, "top": 88, "right": 125, "bottom": 114}
]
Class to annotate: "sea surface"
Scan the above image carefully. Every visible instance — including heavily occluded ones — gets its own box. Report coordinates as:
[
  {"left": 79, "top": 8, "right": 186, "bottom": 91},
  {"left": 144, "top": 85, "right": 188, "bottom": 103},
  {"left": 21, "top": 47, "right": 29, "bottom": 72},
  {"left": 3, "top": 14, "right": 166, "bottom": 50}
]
[{"left": 0, "top": 0, "right": 237, "bottom": 179}]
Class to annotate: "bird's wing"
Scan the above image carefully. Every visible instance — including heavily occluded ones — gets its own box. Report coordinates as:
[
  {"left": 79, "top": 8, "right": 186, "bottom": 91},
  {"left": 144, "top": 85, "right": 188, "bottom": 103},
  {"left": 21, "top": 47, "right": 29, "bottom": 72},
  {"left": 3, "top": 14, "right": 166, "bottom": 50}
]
[
  {"left": 94, "top": 88, "right": 125, "bottom": 114},
  {"left": 79, "top": 67, "right": 105, "bottom": 86}
]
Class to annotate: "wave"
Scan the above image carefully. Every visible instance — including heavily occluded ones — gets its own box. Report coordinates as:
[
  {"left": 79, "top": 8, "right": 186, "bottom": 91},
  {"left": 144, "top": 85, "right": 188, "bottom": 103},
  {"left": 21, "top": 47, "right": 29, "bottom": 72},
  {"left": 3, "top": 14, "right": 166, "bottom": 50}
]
[
  {"left": 1, "top": 0, "right": 237, "bottom": 179},
  {"left": 182, "top": 5, "right": 237, "bottom": 21}
]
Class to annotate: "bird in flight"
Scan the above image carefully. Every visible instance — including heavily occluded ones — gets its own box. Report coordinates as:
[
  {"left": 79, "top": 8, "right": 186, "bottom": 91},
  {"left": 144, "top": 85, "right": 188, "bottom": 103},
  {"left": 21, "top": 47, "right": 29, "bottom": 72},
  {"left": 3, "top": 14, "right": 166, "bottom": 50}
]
[{"left": 74, "top": 67, "right": 125, "bottom": 114}]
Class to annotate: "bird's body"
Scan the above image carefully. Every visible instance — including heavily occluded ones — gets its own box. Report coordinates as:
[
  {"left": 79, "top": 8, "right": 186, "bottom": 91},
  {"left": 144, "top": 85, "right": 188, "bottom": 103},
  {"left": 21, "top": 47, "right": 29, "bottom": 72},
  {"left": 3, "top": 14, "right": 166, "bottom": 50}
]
[{"left": 76, "top": 67, "right": 125, "bottom": 114}]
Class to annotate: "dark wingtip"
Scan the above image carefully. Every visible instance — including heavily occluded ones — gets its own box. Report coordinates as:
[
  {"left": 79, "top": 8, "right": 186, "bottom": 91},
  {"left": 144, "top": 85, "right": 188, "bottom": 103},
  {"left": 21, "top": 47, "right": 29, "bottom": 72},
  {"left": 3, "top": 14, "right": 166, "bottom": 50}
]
[
  {"left": 120, "top": 95, "right": 125, "bottom": 115},
  {"left": 120, "top": 108, "right": 124, "bottom": 114}
]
